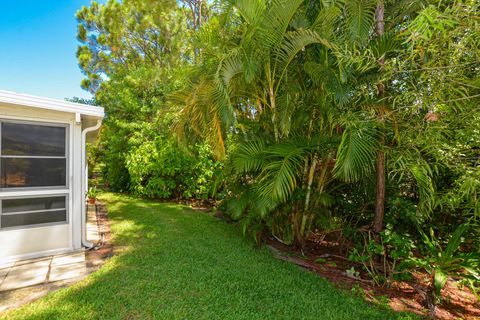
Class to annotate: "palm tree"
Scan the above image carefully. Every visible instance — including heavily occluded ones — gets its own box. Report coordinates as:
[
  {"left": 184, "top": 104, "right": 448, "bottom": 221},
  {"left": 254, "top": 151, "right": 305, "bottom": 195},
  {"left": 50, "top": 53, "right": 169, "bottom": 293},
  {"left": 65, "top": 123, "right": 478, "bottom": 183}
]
[
  {"left": 174, "top": 0, "right": 431, "bottom": 244},
  {"left": 324, "top": 0, "right": 430, "bottom": 235}
]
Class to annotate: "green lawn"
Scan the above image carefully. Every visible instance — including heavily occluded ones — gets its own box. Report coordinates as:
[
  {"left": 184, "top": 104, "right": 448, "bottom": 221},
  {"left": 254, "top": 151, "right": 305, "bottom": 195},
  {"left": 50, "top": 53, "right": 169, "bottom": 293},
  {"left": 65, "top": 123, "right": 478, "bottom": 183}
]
[{"left": 2, "top": 193, "right": 417, "bottom": 320}]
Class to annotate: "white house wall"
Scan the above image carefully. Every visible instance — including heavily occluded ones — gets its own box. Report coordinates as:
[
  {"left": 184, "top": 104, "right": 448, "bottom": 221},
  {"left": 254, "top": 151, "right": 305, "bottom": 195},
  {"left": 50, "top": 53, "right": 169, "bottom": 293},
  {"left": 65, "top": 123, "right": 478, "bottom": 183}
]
[
  {"left": 0, "top": 103, "right": 83, "bottom": 262},
  {"left": 0, "top": 224, "right": 71, "bottom": 260}
]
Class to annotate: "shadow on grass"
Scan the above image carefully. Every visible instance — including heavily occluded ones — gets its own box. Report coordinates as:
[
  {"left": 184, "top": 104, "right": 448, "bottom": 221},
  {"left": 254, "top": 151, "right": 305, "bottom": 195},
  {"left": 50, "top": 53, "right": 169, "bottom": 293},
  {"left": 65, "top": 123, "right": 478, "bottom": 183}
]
[{"left": 1, "top": 193, "right": 419, "bottom": 320}]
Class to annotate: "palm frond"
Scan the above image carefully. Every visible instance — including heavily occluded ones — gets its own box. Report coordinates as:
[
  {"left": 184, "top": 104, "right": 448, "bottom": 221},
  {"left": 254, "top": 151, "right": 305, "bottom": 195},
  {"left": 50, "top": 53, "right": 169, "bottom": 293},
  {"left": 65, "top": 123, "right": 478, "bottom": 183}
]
[
  {"left": 233, "top": 0, "right": 267, "bottom": 26},
  {"left": 257, "top": 0, "right": 304, "bottom": 51},
  {"left": 345, "top": 0, "right": 376, "bottom": 45},
  {"left": 410, "top": 164, "right": 435, "bottom": 216},
  {"left": 171, "top": 76, "right": 233, "bottom": 160},
  {"left": 304, "top": 62, "right": 353, "bottom": 106},
  {"left": 220, "top": 51, "right": 244, "bottom": 87},
  {"left": 232, "top": 140, "right": 268, "bottom": 173},
  {"left": 333, "top": 122, "right": 379, "bottom": 182},
  {"left": 249, "top": 190, "right": 280, "bottom": 217},
  {"left": 257, "top": 142, "right": 306, "bottom": 202},
  {"left": 212, "top": 77, "right": 235, "bottom": 129},
  {"left": 275, "top": 29, "right": 333, "bottom": 85},
  {"left": 311, "top": 6, "right": 341, "bottom": 39},
  {"left": 369, "top": 32, "right": 400, "bottom": 60}
]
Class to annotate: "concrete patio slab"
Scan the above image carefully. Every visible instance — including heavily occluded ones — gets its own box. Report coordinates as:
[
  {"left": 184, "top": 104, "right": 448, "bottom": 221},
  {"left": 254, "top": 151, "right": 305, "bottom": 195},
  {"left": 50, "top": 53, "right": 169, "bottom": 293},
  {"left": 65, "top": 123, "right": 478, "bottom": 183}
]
[
  {"left": 0, "top": 252, "right": 91, "bottom": 292},
  {"left": 51, "top": 252, "right": 85, "bottom": 266},
  {"left": 0, "top": 259, "right": 50, "bottom": 291},
  {"left": 0, "top": 262, "right": 14, "bottom": 270},
  {"left": 14, "top": 257, "right": 51, "bottom": 266},
  {"left": 0, "top": 204, "right": 100, "bottom": 294},
  {"left": 49, "top": 262, "right": 86, "bottom": 282},
  {"left": 87, "top": 204, "right": 100, "bottom": 242},
  {"left": 0, "top": 267, "right": 10, "bottom": 283}
]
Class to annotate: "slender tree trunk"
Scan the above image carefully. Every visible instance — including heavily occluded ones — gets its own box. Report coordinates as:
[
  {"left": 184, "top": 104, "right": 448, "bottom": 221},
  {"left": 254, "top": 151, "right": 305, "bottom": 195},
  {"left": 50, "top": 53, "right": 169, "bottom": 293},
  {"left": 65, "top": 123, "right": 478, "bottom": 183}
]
[
  {"left": 374, "top": 1, "right": 386, "bottom": 235},
  {"left": 316, "top": 156, "right": 330, "bottom": 194},
  {"left": 269, "top": 85, "right": 279, "bottom": 142},
  {"left": 304, "top": 155, "right": 318, "bottom": 211},
  {"left": 374, "top": 138, "right": 385, "bottom": 233}
]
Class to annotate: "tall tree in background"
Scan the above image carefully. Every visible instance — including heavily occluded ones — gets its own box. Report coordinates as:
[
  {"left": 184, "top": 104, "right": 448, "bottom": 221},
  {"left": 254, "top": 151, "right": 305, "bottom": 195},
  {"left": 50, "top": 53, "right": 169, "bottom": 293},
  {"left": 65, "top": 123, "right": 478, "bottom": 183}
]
[
  {"left": 181, "top": 0, "right": 209, "bottom": 30},
  {"left": 76, "top": 0, "right": 191, "bottom": 191},
  {"left": 76, "top": 0, "right": 186, "bottom": 93},
  {"left": 373, "top": 0, "right": 386, "bottom": 235}
]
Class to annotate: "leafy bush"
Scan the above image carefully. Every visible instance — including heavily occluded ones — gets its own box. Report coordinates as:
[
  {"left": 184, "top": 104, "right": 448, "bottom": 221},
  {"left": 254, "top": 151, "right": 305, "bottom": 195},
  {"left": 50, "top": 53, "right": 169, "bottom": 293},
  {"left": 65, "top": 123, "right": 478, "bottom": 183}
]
[
  {"left": 126, "top": 133, "right": 222, "bottom": 200},
  {"left": 348, "top": 223, "right": 416, "bottom": 285}
]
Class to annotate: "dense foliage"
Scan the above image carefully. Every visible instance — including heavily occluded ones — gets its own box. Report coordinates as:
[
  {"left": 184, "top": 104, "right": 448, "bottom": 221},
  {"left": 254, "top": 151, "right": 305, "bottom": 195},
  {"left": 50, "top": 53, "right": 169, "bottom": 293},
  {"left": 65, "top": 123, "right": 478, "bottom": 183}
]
[
  {"left": 76, "top": 0, "right": 221, "bottom": 198},
  {"left": 76, "top": 0, "right": 479, "bottom": 315}
]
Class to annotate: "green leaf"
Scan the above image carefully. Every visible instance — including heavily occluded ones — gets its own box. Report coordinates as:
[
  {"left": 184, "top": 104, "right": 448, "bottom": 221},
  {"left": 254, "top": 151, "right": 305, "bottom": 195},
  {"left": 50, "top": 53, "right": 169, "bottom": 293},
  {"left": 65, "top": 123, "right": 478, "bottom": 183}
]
[
  {"left": 434, "top": 268, "right": 448, "bottom": 296},
  {"left": 345, "top": 0, "right": 376, "bottom": 45},
  {"left": 333, "top": 122, "right": 379, "bottom": 182},
  {"left": 232, "top": 140, "right": 267, "bottom": 173},
  {"left": 443, "top": 224, "right": 468, "bottom": 260},
  {"left": 257, "top": 142, "right": 305, "bottom": 202}
]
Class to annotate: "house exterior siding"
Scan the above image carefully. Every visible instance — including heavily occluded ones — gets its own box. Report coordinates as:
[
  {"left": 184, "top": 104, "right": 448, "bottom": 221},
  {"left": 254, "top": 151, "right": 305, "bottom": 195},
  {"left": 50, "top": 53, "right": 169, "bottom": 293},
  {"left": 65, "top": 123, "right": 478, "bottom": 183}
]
[{"left": 0, "top": 101, "right": 92, "bottom": 262}]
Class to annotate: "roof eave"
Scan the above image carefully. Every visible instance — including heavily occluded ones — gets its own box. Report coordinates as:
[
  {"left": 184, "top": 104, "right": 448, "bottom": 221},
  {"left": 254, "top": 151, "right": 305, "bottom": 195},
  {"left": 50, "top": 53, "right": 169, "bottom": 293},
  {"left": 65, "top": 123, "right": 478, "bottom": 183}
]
[{"left": 0, "top": 90, "right": 104, "bottom": 118}]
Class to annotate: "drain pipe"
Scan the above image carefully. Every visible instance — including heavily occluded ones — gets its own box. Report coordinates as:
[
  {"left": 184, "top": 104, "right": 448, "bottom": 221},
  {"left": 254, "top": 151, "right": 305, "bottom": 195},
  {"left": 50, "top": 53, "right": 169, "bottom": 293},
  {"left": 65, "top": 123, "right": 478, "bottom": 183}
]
[{"left": 81, "top": 119, "right": 102, "bottom": 248}]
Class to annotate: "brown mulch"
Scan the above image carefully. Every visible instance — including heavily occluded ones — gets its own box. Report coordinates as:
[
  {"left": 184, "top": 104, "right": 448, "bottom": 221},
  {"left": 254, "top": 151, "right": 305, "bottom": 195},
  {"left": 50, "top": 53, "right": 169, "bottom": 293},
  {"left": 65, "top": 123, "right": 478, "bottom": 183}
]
[
  {"left": 86, "top": 203, "right": 114, "bottom": 270},
  {"left": 266, "top": 233, "right": 480, "bottom": 320}
]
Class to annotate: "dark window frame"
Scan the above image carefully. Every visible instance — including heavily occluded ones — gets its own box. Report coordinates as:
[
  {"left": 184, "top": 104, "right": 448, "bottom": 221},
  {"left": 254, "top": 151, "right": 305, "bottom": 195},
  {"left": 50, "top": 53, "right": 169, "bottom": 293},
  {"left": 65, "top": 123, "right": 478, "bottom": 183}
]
[{"left": 0, "top": 119, "right": 69, "bottom": 191}]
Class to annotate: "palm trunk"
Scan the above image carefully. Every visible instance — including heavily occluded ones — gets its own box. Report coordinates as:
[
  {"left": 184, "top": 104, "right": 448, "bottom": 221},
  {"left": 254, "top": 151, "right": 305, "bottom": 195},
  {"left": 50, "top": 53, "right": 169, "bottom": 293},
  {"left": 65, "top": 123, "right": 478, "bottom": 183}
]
[
  {"left": 374, "top": 1, "right": 386, "bottom": 235},
  {"left": 269, "top": 87, "right": 279, "bottom": 142},
  {"left": 374, "top": 140, "right": 385, "bottom": 234},
  {"left": 304, "top": 155, "right": 318, "bottom": 211},
  {"left": 316, "top": 156, "right": 330, "bottom": 194}
]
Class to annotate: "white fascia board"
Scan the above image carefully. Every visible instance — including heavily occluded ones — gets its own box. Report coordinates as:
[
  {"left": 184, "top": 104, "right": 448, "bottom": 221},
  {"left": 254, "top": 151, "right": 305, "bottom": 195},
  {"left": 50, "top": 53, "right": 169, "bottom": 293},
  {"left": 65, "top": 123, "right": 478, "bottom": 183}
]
[{"left": 0, "top": 90, "right": 104, "bottom": 118}]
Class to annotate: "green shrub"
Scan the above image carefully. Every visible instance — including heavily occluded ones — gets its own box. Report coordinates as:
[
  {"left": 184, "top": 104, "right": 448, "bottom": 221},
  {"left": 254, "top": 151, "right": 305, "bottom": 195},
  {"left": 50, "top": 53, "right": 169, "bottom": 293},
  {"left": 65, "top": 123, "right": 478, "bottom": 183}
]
[{"left": 125, "top": 126, "right": 223, "bottom": 200}]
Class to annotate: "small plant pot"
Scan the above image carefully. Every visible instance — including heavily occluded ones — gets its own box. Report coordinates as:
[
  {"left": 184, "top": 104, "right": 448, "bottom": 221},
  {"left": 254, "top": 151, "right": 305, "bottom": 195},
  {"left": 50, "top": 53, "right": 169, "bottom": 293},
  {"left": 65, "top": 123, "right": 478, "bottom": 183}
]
[{"left": 88, "top": 197, "right": 96, "bottom": 205}]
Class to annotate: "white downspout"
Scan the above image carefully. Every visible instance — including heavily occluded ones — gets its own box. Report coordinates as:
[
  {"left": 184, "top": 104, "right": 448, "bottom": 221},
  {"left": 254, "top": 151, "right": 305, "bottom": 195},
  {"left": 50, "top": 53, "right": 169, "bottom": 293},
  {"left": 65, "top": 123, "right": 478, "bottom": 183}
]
[{"left": 81, "top": 119, "right": 102, "bottom": 248}]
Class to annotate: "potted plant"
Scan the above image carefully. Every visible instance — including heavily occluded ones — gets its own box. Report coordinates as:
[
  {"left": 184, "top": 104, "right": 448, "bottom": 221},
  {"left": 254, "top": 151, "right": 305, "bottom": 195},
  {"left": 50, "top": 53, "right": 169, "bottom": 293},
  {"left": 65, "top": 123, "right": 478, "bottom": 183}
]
[{"left": 87, "top": 186, "right": 97, "bottom": 205}]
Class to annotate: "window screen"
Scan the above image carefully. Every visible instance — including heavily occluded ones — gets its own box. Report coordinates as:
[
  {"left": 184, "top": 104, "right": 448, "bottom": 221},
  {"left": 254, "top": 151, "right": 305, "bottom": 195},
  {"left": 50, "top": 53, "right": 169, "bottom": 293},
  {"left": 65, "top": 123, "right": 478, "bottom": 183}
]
[
  {"left": 0, "top": 196, "right": 68, "bottom": 229},
  {"left": 1, "top": 123, "right": 66, "bottom": 156},
  {"left": 0, "top": 121, "right": 67, "bottom": 189}
]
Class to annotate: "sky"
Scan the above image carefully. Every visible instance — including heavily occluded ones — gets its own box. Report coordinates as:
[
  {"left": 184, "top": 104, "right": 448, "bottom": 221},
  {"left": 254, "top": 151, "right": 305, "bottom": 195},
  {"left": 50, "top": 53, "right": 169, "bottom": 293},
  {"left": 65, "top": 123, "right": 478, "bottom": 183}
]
[{"left": 0, "top": 1, "right": 102, "bottom": 100}]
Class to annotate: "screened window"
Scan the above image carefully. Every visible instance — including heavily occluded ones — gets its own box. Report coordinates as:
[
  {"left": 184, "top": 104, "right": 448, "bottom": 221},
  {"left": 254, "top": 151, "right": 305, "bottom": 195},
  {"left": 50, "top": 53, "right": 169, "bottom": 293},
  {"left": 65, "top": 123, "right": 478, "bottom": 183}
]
[
  {"left": 0, "top": 121, "right": 68, "bottom": 189},
  {"left": 0, "top": 196, "right": 67, "bottom": 229}
]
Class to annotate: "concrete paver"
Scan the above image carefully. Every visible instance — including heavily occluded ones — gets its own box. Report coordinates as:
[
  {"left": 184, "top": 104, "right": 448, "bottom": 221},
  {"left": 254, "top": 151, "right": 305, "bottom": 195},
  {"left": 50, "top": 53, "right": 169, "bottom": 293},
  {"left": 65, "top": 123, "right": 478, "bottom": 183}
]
[
  {"left": 49, "top": 262, "right": 87, "bottom": 282},
  {"left": 0, "top": 262, "right": 14, "bottom": 270},
  {"left": 0, "top": 259, "right": 50, "bottom": 291},
  {"left": 0, "top": 266, "right": 11, "bottom": 286},
  {"left": 14, "top": 257, "right": 51, "bottom": 266},
  {"left": 51, "top": 252, "right": 85, "bottom": 266}
]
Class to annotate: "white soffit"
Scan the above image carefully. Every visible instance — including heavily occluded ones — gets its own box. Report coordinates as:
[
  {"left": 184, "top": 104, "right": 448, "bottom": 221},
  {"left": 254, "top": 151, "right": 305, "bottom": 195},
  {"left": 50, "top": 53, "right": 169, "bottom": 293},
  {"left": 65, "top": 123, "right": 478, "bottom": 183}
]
[{"left": 0, "top": 90, "right": 104, "bottom": 118}]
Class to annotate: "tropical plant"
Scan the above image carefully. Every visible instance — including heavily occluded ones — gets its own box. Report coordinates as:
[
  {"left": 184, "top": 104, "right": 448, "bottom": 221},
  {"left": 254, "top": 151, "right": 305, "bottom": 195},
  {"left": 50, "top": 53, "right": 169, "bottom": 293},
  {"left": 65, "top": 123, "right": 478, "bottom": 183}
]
[
  {"left": 226, "top": 134, "right": 338, "bottom": 245},
  {"left": 87, "top": 186, "right": 98, "bottom": 201},
  {"left": 75, "top": 2, "right": 480, "bottom": 316},
  {"left": 409, "top": 224, "right": 480, "bottom": 318}
]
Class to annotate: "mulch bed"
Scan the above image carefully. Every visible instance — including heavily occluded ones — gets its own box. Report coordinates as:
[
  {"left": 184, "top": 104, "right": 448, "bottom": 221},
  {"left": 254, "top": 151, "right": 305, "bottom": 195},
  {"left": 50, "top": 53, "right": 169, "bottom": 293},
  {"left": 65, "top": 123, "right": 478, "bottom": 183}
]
[
  {"left": 86, "top": 203, "right": 114, "bottom": 270},
  {"left": 266, "top": 233, "right": 480, "bottom": 320}
]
